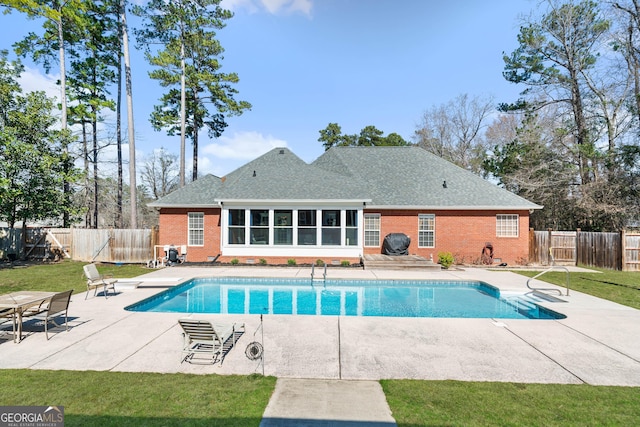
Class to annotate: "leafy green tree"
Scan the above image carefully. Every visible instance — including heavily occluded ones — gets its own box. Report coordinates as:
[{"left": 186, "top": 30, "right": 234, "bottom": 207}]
[
  {"left": 66, "top": 0, "right": 119, "bottom": 228},
  {"left": 318, "top": 123, "right": 409, "bottom": 151},
  {"left": 133, "top": 0, "right": 250, "bottom": 184},
  {"left": 502, "top": 0, "right": 610, "bottom": 185},
  {"left": 483, "top": 111, "right": 578, "bottom": 229},
  {"left": 5, "top": 0, "right": 87, "bottom": 227},
  {"left": 357, "top": 125, "right": 384, "bottom": 146},
  {"left": 318, "top": 123, "right": 348, "bottom": 150},
  {"left": 0, "top": 52, "right": 81, "bottom": 229}
]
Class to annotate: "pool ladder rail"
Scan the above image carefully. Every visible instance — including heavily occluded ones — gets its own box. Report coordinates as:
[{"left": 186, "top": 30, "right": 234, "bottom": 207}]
[
  {"left": 311, "top": 263, "right": 327, "bottom": 283},
  {"left": 526, "top": 250, "right": 570, "bottom": 296}
]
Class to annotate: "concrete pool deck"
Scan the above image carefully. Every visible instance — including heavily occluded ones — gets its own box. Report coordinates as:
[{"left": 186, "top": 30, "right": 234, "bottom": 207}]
[{"left": 1, "top": 265, "right": 639, "bottom": 424}]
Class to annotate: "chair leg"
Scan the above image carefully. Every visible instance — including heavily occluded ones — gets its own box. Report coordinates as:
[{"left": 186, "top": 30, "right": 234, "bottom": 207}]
[{"left": 12, "top": 313, "right": 17, "bottom": 343}]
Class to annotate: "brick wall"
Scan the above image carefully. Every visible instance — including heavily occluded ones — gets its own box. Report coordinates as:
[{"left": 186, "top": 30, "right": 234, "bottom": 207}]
[
  {"left": 364, "top": 209, "right": 530, "bottom": 265},
  {"left": 158, "top": 208, "right": 530, "bottom": 266},
  {"left": 158, "top": 208, "right": 221, "bottom": 262}
]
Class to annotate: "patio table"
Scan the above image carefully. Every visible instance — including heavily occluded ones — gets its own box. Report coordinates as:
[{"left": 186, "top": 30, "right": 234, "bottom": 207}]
[{"left": 0, "top": 291, "right": 56, "bottom": 343}]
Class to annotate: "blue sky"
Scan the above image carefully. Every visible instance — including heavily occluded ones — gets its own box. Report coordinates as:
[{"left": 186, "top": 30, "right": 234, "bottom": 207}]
[{"left": 0, "top": 0, "right": 536, "bottom": 178}]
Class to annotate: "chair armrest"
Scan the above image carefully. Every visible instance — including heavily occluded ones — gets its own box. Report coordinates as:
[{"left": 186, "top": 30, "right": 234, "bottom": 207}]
[{"left": 22, "top": 300, "right": 48, "bottom": 317}]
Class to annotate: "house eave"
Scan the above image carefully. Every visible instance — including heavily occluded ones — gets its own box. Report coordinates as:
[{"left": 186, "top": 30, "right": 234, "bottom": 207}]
[
  {"left": 216, "top": 199, "right": 372, "bottom": 206},
  {"left": 364, "top": 204, "right": 544, "bottom": 211},
  {"left": 148, "top": 203, "right": 221, "bottom": 209}
]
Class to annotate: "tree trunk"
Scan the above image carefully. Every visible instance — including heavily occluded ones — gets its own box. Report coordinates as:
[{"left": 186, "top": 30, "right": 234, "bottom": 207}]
[
  {"left": 192, "top": 91, "right": 198, "bottom": 181},
  {"left": 116, "top": 3, "right": 123, "bottom": 229},
  {"left": 92, "top": 109, "right": 99, "bottom": 229},
  {"left": 122, "top": 0, "right": 137, "bottom": 228},
  {"left": 179, "top": 37, "right": 187, "bottom": 187},
  {"left": 56, "top": 1, "right": 70, "bottom": 227},
  {"left": 82, "top": 123, "right": 90, "bottom": 227}
]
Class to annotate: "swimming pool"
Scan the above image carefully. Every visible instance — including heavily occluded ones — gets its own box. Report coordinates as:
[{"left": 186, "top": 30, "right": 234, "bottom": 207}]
[{"left": 125, "top": 277, "right": 565, "bottom": 319}]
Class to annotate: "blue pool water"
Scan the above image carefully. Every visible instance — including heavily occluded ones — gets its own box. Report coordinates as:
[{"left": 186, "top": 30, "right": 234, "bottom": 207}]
[{"left": 125, "top": 277, "right": 565, "bottom": 319}]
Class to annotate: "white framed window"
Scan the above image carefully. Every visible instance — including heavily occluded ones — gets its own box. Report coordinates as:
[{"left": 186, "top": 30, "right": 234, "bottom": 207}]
[
  {"left": 297, "top": 209, "right": 317, "bottom": 245},
  {"left": 228, "top": 209, "right": 245, "bottom": 245},
  {"left": 345, "top": 210, "right": 358, "bottom": 246},
  {"left": 321, "top": 209, "right": 341, "bottom": 245},
  {"left": 188, "top": 212, "right": 204, "bottom": 246},
  {"left": 496, "top": 214, "right": 519, "bottom": 237},
  {"left": 364, "top": 214, "right": 380, "bottom": 247},
  {"left": 274, "top": 210, "right": 293, "bottom": 245},
  {"left": 250, "top": 209, "right": 270, "bottom": 245},
  {"left": 418, "top": 214, "right": 435, "bottom": 248}
]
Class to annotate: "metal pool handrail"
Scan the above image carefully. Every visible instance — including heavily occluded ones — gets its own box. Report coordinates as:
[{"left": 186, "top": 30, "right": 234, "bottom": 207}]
[
  {"left": 526, "top": 265, "right": 570, "bottom": 296},
  {"left": 311, "top": 263, "right": 327, "bottom": 283}
]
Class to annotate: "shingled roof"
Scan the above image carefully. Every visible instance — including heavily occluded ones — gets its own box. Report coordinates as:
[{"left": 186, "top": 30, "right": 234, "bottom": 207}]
[
  {"left": 313, "top": 146, "right": 541, "bottom": 209},
  {"left": 149, "top": 146, "right": 542, "bottom": 210},
  {"left": 148, "top": 174, "right": 223, "bottom": 207}
]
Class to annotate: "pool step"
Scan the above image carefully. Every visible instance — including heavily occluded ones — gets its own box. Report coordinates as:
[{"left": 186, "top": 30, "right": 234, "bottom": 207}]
[
  {"left": 500, "top": 293, "right": 567, "bottom": 319},
  {"left": 363, "top": 254, "right": 442, "bottom": 270}
]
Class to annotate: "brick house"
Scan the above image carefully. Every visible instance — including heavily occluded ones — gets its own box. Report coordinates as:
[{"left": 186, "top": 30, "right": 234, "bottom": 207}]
[{"left": 149, "top": 146, "right": 541, "bottom": 265}]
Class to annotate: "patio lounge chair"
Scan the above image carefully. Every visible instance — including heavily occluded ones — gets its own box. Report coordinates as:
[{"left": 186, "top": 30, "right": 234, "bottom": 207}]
[
  {"left": 83, "top": 263, "right": 117, "bottom": 299},
  {"left": 22, "top": 289, "right": 73, "bottom": 340},
  {"left": 178, "top": 318, "right": 244, "bottom": 364}
]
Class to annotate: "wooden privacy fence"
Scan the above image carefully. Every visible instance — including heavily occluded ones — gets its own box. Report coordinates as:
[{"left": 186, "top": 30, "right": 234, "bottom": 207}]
[
  {"left": 0, "top": 227, "right": 159, "bottom": 264},
  {"left": 530, "top": 229, "right": 640, "bottom": 271}
]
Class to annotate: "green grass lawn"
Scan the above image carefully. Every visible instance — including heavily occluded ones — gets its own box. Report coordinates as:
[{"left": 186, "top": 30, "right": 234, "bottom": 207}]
[
  {"left": 513, "top": 267, "right": 640, "bottom": 310},
  {"left": 1, "top": 261, "right": 639, "bottom": 426},
  {"left": 0, "top": 370, "right": 276, "bottom": 427},
  {"left": 382, "top": 380, "right": 640, "bottom": 427},
  {"left": 0, "top": 260, "right": 148, "bottom": 294}
]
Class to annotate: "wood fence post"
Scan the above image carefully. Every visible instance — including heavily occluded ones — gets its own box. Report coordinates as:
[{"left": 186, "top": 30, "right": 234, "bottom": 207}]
[
  {"left": 547, "top": 228, "right": 552, "bottom": 266},
  {"left": 151, "top": 226, "right": 159, "bottom": 255},
  {"left": 529, "top": 228, "right": 534, "bottom": 264},
  {"left": 575, "top": 228, "right": 581, "bottom": 267},
  {"left": 621, "top": 229, "right": 627, "bottom": 271}
]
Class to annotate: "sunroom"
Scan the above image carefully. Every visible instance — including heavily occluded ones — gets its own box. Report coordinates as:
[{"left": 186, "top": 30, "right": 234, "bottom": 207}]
[{"left": 219, "top": 200, "right": 368, "bottom": 259}]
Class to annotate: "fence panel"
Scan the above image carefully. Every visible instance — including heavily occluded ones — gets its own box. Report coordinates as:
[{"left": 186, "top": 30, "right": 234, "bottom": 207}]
[
  {"left": 1, "top": 227, "right": 155, "bottom": 263},
  {"left": 72, "top": 229, "right": 153, "bottom": 263},
  {"left": 577, "top": 232, "right": 620, "bottom": 270},
  {"left": 531, "top": 231, "right": 550, "bottom": 265},
  {"left": 72, "top": 229, "right": 111, "bottom": 262},
  {"left": 531, "top": 230, "right": 626, "bottom": 270},
  {"left": 550, "top": 231, "right": 577, "bottom": 265},
  {"left": 624, "top": 232, "right": 640, "bottom": 272},
  {"left": 110, "top": 229, "right": 154, "bottom": 263},
  {"left": 0, "top": 228, "right": 22, "bottom": 260}
]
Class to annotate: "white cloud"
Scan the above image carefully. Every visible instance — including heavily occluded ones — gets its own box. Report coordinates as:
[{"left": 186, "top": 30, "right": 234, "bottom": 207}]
[
  {"left": 18, "top": 66, "right": 60, "bottom": 100},
  {"left": 203, "top": 130, "right": 287, "bottom": 159},
  {"left": 199, "top": 130, "right": 287, "bottom": 176},
  {"left": 222, "top": 0, "right": 312, "bottom": 16}
]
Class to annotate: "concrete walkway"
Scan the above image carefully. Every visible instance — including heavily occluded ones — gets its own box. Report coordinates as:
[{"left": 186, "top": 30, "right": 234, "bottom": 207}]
[
  {"left": 260, "top": 379, "right": 396, "bottom": 427},
  {"left": 1, "top": 265, "right": 639, "bottom": 425}
]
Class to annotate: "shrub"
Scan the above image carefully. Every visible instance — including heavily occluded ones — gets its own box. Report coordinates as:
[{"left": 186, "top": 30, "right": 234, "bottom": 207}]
[
  {"left": 438, "top": 252, "right": 454, "bottom": 269},
  {"left": 230, "top": 258, "right": 239, "bottom": 265},
  {"left": 341, "top": 260, "right": 350, "bottom": 267},
  {"left": 259, "top": 258, "right": 267, "bottom": 265},
  {"left": 315, "top": 259, "right": 325, "bottom": 266},
  {"left": 287, "top": 259, "right": 297, "bottom": 266}
]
